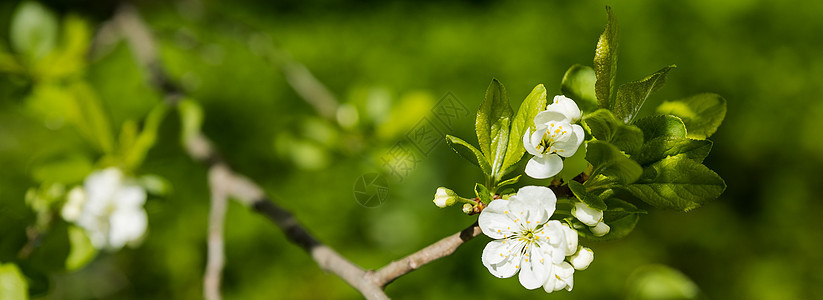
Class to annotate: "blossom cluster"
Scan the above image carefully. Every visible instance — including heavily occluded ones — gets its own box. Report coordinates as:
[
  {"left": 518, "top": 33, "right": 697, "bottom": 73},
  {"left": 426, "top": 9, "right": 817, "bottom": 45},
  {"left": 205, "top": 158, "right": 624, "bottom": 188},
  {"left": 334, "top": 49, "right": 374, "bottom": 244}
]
[
  {"left": 62, "top": 167, "right": 148, "bottom": 250},
  {"left": 479, "top": 185, "right": 594, "bottom": 292}
]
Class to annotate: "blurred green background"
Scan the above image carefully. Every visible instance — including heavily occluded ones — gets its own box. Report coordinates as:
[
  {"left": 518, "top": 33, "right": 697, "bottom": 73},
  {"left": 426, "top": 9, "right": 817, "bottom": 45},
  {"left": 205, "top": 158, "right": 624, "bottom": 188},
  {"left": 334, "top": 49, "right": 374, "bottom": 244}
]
[{"left": 1, "top": 0, "right": 822, "bottom": 299}]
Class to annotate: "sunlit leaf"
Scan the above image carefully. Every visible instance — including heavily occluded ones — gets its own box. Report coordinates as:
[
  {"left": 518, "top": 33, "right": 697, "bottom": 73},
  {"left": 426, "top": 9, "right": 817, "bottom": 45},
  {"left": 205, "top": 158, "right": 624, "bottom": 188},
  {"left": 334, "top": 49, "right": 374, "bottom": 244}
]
[
  {"left": 656, "top": 93, "right": 727, "bottom": 139},
  {"left": 445, "top": 134, "right": 491, "bottom": 176},
  {"left": 583, "top": 109, "right": 643, "bottom": 154},
  {"left": 560, "top": 64, "right": 598, "bottom": 112},
  {"left": 594, "top": 6, "right": 619, "bottom": 109},
  {"left": 0, "top": 263, "right": 28, "bottom": 300},
  {"left": 65, "top": 226, "right": 97, "bottom": 271},
  {"left": 613, "top": 65, "right": 675, "bottom": 123},
  {"left": 475, "top": 79, "right": 513, "bottom": 177},
  {"left": 500, "top": 84, "right": 546, "bottom": 177},
  {"left": 622, "top": 156, "right": 726, "bottom": 211}
]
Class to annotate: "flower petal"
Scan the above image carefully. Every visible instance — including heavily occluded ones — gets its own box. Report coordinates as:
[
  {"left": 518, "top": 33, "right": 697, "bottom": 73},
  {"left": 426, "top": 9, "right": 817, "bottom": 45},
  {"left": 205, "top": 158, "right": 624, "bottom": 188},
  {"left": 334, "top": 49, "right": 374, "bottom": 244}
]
[
  {"left": 543, "top": 220, "right": 568, "bottom": 263},
  {"left": 479, "top": 200, "right": 518, "bottom": 239},
  {"left": 553, "top": 124, "right": 584, "bottom": 158},
  {"left": 116, "top": 185, "right": 147, "bottom": 208},
  {"left": 525, "top": 154, "right": 563, "bottom": 179},
  {"left": 572, "top": 202, "right": 603, "bottom": 226},
  {"left": 518, "top": 244, "right": 550, "bottom": 290},
  {"left": 547, "top": 95, "right": 582, "bottom": 123},
  {"left": 523, "top": 128, "right": 542, "bottom": 156},
  {"left": 554, "top": 261, "right": 575, "bottom": 291},
  {"left": 562, "top": 224, "right": 578, "bottom": 255},
  {"left": 482, "top": 239, "right": 515, "bottom": 265},
  {"left": 483, "top": 241, "right": 523, "bottom": 278},
  {"left": 515, "top": 185, "right": 557, "bottom": 223},
  {"left": 534, "top": 110, "right": 568, "bottom": 126},
  {"left": 108, "top": 208, "right": 147, "bottom": 250},
  {"left": 591, "top": 222, "right": 611, "bottom": 237},
  {"left": 570, "top": 247, "right": 594, "bottom": 270}
]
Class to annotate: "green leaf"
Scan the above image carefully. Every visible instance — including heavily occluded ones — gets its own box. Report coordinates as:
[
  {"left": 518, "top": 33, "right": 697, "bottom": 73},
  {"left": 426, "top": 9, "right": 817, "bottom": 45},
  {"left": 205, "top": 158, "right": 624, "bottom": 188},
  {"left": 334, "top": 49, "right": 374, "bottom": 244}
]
[
  {"left": 475, "top": 79, "right": 513, "bottom": 177},
  {"left": 613, "top": 65, "right": 676, "bottom": 123},
  {"left": 31, "top": 154, "right": 93, "bottom": 184},
  {"left": 496, "top": 175, "right": 521, "bottom": 190},
  {"left": 560, "top": 64, "right": 598, "bottom": 112},
  {"left": 178, "top": 98, "right": 204, "bottom": 144},
  {"left": 568, "top": 181, "right": 606, "bottom": 210},
  {"left": 10, "top": 1, "right": 57, "bottom": 61},
  {"left": 139, "top": 174, "right": 172, "bottom": 196},
  {"left": 622, "top": 156, "right": 726, "bottom": 211},
  {"left": 583, "top": 109, "right": 644, "bottom": 154},
  {"left": 594, "top": 6, "right": 619, "bottom": 109},
  {"left": 634, "top": 115, "right": 686, "bottom": 141},
  {"left": 656, "top": 93, "right": 727, "bottom": 139},
  {"left": 634, "top": 137, "right": 712, "bottom": 166},
  {"left": 559, "top": 143, "right": 589, "bottom": 183},
  {"left": 584, "top": 141, "right": 643, "bottom": 190},
  {"left": 0, "top": 263, "right": 29, "bottom": 300},
  {"left": 577, "top": 198, "right": 644, "bottom": 241},
  {"left": 500, "top": 84, "right": 547, "bottom": 177},
  {"left": 475, "top": 183, "right": 493, "bottom": 204},
  {"left": 123, "top": 104, "right": 168, "bottom": 170},
  {"left": 66, "top": 226, "right": 97, "bottom": 271},
  {"left": 445, "top": 135, "right": 491, "bottom": 176}
]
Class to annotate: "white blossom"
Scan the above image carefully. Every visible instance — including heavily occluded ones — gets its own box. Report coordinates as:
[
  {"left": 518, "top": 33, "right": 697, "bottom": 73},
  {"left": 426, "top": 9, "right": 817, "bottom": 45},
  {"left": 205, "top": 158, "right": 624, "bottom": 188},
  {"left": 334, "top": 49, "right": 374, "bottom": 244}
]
[
  {"left": 544, "top": 261, "right": 575, "bottom": 292},
  {"left": 433, "top": 187, "right": 458, "bottom": 208},
  {"left": 479, "top": 186, "right": 569, "bottom": 290},
  {"left": 572, "top": 202, "right": 610, "bottom": 237},
  {"left": 523, "top": 96, "right": 585, "bottom": 179},
  {"left": 61, "top": 167, "right": 148, "bottom": 250},
  {"left": 569, "top": 247, "right": 594, "bottom": 270}
]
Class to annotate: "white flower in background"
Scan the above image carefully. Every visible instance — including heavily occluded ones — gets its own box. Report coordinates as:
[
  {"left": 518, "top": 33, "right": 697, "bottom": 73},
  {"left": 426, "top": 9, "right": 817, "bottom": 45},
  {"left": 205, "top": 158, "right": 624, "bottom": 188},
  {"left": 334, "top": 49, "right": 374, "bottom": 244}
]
[
  {"left": 572, "top": 202, "right": 610, "bottom": 237},
  {"left": 61, "top": 167, "right": 148, "bottom": 250},
  {"left": 479, "top": 186, "right": 570, "bottom": 290},
  {"left": 523, "top": 95, "right": 585, "bottom": 179}
]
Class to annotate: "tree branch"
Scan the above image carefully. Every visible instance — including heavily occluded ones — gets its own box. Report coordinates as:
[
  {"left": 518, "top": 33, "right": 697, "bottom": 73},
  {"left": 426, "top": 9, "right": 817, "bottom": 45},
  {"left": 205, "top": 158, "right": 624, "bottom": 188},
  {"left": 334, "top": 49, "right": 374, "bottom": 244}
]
[
  {"left": 103, "top": 5, "right": 484, "bottom": 299},
  {"left": 373, "top": 223, "right": 482, "bottom": 287}
]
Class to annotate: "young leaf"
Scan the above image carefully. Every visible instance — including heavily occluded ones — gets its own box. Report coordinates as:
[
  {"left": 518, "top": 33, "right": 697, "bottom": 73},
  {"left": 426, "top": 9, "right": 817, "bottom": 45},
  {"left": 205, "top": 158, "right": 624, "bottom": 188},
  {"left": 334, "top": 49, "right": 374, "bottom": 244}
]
[
  {"left": 445, "top": 134, "right": 491, "bottom": 176},
  {"left": 656, "top": 93, "right": 727, "bottom": 139},
  {"left": 594, "top": 6, "right": 619, "bottom": 109},
  {"left": 622, "top": 156, "right": 726, "bottom": 211},
  {"left": 66, "top": 226, "right": 97, "bottom": 271},
  {"left": 123, "top": 104, "right": 169, "bottom": 170},
  {"left": 10, "top": 1, "right": 57, "bottom": 61},
  {"left": 496, "top": 175, "right": 522, "bottom": 190},
  {"left": 613, "top": 65, "right": 676, "bottom": 123},
  {"left": 634, "top": 115, "right": 687, "bottom": 141},
  {"left": 634, "top": 137, "right": 712, "bottom": 166},
  {"left": 475, "top": 183, "right": 493, "bottom": 204},
  {"left": 0, "top": 263, "right": 28, "bottom": 300},
  {"left": 583, "top": 109, "right": 644, "bottom": 154},
  {"left": 560, "top": 64, "right": 598, "bottom": 112},
  {"left": 475, "top": 79, "right": 513, "bottom": 177},
  {"left": 568, "top": 181, "right": 606, "bottom": 210},
  {"left": 584, "top": 141, "right": 643, "bottom": 190},
  {"left": 500, "top": 84, "right": 547, "bottom": 177}
]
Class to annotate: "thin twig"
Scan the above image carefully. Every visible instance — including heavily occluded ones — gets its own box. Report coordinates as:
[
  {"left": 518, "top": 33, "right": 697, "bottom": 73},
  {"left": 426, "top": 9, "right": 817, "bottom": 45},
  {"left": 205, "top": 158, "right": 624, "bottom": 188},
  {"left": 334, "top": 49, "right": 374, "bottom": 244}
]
[
  {"left": 204, "top": 164, "right": 230, "bottom": 300},
  {"left": 373, "top": 223, "right": 482, "bottom": 287}
]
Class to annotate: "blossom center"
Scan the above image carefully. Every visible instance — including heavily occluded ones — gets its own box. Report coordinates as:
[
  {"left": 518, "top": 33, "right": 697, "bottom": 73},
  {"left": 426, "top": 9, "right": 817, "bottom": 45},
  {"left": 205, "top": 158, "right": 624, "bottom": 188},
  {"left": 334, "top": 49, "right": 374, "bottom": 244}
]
[{"left": 538, "top": 121, "right": 570, "bottom": 154}]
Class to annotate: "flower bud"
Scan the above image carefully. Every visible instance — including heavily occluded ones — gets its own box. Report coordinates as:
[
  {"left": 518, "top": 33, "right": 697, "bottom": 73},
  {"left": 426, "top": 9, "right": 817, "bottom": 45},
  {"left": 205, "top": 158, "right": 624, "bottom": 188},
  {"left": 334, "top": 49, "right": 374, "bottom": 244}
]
[
  {"left": 562, "top": 224, "right": 578, "bottom": 255},
  {"left": 433, "top": 187, "right": 458, "bottom": 208},
  {"left": 61, "top": 187, "right": 86, "bottom": 222},
  {"left": 569, "top": 247, "right": 594, "bottom": 270},
  {"left": 590, "top": 222, "right": 610, "bottom": 237},
  {"left": 572, "top": 202, "right": 603, "bottom": 227},
  {"left": 462, "top": 203, "right": 474, "bottom": 214}
]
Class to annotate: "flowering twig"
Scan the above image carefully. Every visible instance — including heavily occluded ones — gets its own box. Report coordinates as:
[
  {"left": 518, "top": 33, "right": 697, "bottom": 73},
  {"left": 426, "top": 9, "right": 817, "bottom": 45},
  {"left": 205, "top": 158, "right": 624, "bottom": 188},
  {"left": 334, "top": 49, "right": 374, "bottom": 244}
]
[{"left": 104, "top": 5, "right": 482, "bottom": 299}]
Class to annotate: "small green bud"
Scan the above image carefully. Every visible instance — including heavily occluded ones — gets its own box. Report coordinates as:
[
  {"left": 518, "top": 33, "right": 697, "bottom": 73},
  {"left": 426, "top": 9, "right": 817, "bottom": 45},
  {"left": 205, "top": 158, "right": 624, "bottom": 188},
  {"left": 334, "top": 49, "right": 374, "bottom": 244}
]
[
  {"left": 462, "top": 203, "right": 473, "bottom": 214},
  {"left": 433, "top": 187, "right": 459, "bottom": 208}
]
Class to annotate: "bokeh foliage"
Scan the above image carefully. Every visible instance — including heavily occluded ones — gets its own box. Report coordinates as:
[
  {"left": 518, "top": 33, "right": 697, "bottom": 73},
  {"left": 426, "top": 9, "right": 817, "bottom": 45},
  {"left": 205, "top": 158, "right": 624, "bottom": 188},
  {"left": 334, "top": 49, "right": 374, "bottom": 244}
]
[{"left": 1, "top": 0, "right": 822, "bottom": 299}]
